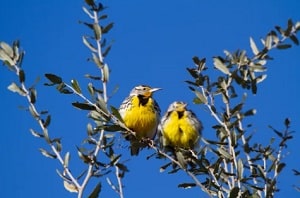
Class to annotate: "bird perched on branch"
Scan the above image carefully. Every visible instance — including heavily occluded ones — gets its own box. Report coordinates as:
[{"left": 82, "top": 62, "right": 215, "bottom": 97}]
[
  {"left": 119, "top": 85, "right": 161, "bottom": 155},
  {"left": 159, "top": 101, "right": 202, "bottom": 152}
]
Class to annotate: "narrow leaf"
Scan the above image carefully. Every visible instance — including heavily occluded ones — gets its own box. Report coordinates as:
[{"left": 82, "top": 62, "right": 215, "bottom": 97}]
[
  {"left": 237, "top": 159, "right": 244, "bottom": 180},
  {"left": 0, "top": 49, "right": 15, "bottom": 66},
  {"left": 7, "top": 82, "right": 26, "bottom": 96},
  {"left": 102, "top": 23, "right": 114, "bottom": 34},
  {"left": 39, "top": 148, "right": 57, "bottom": 159},
  {"left": 265, "top": 34, "right": 272, "bottom": 50},
  {"left": 72, "top": 102, "right": 96, "bottom": 110},
  {"left": 88, "top": 183, "right": 101, "bottom": 198},
  {"left": 193, "top": 89, "right": 207, "bottom": 104},
  {"left": 30, "top": 128, "right": 44, "bottom": 138},
  {"left": 82, "top": 36, "right": 97, "bottom": 52},
  {"left": 213, "top": 57, "right": 230, "bottom": 75},
  {"left": 276, "top": 44, "right": 292, "bottom": 49},
  {"left": 93, "top": 23, "right": 102, "bottom": 40},
  {"left": 85, "top": 0, "right": 96, "bottom": 7},
  {"left": 64, "top": 152, "right": 70, "bottom": 168},
  {"left": 0, "top": 42, "right": 14, "bottom": 58},
  {"left": 43, "top": 128, "right": 51, "bottom": 144},
  {"left": 71, "top": 79, "right": 82, "bottom": 94},
  {"left": 92, "top": 53, "right": 103, "bottom": 67},
  {"left": 64, "top": 181, "right": 78, "bottom": 193},
  {"left": 178, "top": 183, "right": 196, "bottom": 189},
  {"left": 250, "top": 37, "right": 259, "bottom": 55},
  {"left": 43, "top": 115, "right": 51, "bottom": 128},
  {"left": 45, "top": 73, "right": 62, "bottom": 84},
  {"left": 290, "top": 35, "right": 299, "bottom": 45},
  {"left": 218, "top": 148, "right": 232, "bottom": 160},
  {"left": 29, "top": 88, "right": 37, "bottom": 104},
  {"left": 18, "top": 69, "right": 25, "bottom": 83},
  {"left": 110, "top": 106, "right": 123, "bottom": 122},
  {"left": 102, "top": 63, "right": 109, "bottom": 82}
]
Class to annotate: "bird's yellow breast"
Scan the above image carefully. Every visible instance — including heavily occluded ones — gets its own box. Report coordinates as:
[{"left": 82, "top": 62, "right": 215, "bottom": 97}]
[
  {"left": 122, "top": 96, "right": 158, "bottom": 139},
  {"left": 162, "top": 111, "right": 199, "bottom": 149}
]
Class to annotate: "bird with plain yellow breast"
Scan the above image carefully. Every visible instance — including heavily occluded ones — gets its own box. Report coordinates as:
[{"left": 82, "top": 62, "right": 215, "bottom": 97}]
[
  {"left": 159, "top": 101, "right": 202, "bottom": 151},
  {"left": 119, "top": 85, "right": 161, "bottom": 155}
]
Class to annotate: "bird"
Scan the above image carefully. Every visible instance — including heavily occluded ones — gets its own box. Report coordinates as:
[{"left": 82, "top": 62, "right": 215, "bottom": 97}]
[
  {"left": 159, "top": 101, "right": 202, "bottom": 152},
  {"left": 119, "top": 85, "right": 161, "bottom": 155}
]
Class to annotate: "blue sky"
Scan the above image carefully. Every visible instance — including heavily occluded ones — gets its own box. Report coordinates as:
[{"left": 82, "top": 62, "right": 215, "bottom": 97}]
[{"left": 1, "top": 0, "right": 300, "bottom": 197}]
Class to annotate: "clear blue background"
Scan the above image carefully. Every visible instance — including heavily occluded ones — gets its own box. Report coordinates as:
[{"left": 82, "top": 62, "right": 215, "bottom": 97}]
[{"left": 1, "top": 0, "right": 299, "bottom": 197}]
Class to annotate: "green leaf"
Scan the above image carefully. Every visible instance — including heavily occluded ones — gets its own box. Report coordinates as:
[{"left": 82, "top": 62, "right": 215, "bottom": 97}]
[
  {"left": 256, "top": 74, "right": 267, "bottom": 84},
  {"left": 192, "top": 56, "right": 206, "bottom": 71},
  {"left": 229, "top": 187, "right": 240, "bottom": 198},
  {"left": 237, "top": 159, "right": 244, "bottom": 180},
  {"left": 285, "top": 19, "right": 293, "bottom": 36},
  {"left": 71, "top": 79, "right": 82, "bottom": 94},
  {"left": 276, "top": 44, "right": 292, "bottom": 49},
  {"left": 110, "top": 106, "right": 123, "bottom": 122},
  {"left": 30, "top": 128, "right": 44, "bottom": 138},
  {"left": 193, "top": 89, "right": 207, "bottom": 104},
  {"left": 43, "top": 128, "right": 51, "bottom": 144},
  {"left": 88, "top": 183, "right": 101, "bottom": 198},
  {"left": 29, "top": 88, "right": 37, "bottom": 104},
  {"left": 244, "top": 109, "right": 257, "bottom": 116},
  {"left": 116, "top": 163, "right": 129, "bottom": 173},
  {"left": 82, "top": 36, "right": 97, "bottom": 52},
  {"left": 218, "top": 147, "right": 232, "bottom": 160},
  {"left": 45, "top": 73, "right": 62, "bottom": 84},
  {"left": 110, "top": 154, "right": 121, "bottom": 166},
  {"left": 159, "top": 162, "right": 172, "bottom": 173},
  {"left": 295, "top": 21, "right": 300, "bottom": 31},
  {"left": 87, "top": 123, "right": 94, "bottom": 136},
  {"left": 82, "top": 6, "right": 93, "bottom": 18},
  {"left": 43, "top": 115, "right": 51, "bottom": 128},
  {"left": 0, "top": 49, "right": 15, "bottom": 66},
  {"left": 213, "top": 57, "right": 230, "bottom": 75},
  {"left": 92, "top": 53, "right": 103, "bottom": 67},
  {"left": 7, "top": 82, "right": 26, "bottom": 96},
  {"left": 18, "top": 69, "right": 25, "bottom": 83},
  {"left": 102, "top": 22, "right": 114, "bottom": 34},
  {"left": 72, "top": 102, "right": 96, "bottom": 110},
  {"left": 85, "top": 0, "right": 96, "bottom": 7},
  {"left": 289, "top": 35, "right": 299, "bottom": 45},
  {"left": 39, "top": 148, "right": 57, "bottom": 159},
  {"left": 103, "top": 44, "right": 112, "bottom": 57},
  {"left": 257, "top": 165, "right": 266, "bottom": 181},
  {"left": 178, "top": 183, "right": 196, "bottom": 189},
  {"left": 103, "top": 125, "right": 123, "bottom": 132},
  {"left": 56, "top": 169, "right": 71, "bottom": 182},
  {"left": 0, "top": 42, "right": 14, "bottom": 58},
  {"left": 29, "top": 105, "right": 39, "bottom": 119},
  {"left": 56, "top": 83, "right": 73, "bottom": 94},
  {"left": 93, "top": 23, "right": 102, "bottom": 40},
  {"left": 64, "top": 152, "right": 70, "bottom": 168},
  {"left": 102, "top": 63, "right": 109, "bottom": 82},
  {"left": 77, "top": 147, "right": 92, "bottom": 164},
  {"left": 250, "top": 37, "right": 259, "bottom": 55},
  {"left": 265, "top": 34, "right": 272, "bottom": 50},
  {"left": 277, "top": 163, "right": 286, "bottom": 174},
  {"left": 87, "top": 83, "right": 95, "bottom": 96}
]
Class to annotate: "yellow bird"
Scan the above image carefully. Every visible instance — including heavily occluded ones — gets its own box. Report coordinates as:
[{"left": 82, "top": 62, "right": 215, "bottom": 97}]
[
  {"left": 159, "top": 101, "right": 202, "bottom": 151},
  {"left": 119, "top": 85, "right": 161, "bottom": 155}
]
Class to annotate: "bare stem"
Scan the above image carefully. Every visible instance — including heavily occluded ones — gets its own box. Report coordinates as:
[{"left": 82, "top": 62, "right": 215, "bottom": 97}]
[{"left": 115, "top": 166, "right": 124, "bottom": 198}]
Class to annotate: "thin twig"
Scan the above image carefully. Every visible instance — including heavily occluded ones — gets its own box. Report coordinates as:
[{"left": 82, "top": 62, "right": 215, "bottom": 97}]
[{"left": 13, "top": 65, "right": 81, "bottom": 190}]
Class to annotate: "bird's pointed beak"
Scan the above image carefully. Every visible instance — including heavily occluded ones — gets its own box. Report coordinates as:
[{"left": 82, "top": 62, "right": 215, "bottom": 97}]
[
  {"left": 177, "top": 102, "right": 187, "bottom": 111},
  {"left": 150, "top": 87, "right": 162, "bottom": 93}
]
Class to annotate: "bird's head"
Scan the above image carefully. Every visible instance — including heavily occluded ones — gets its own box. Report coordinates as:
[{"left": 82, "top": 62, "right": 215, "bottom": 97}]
[
  {"left": 168, "top": 101, "right": 187, "bottom": 112},
  {"left": 130, "top": 85, "right": 162, "bottom": 98}
]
